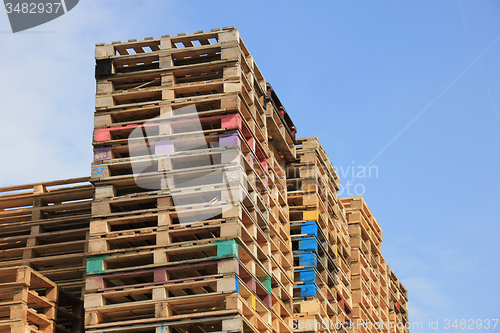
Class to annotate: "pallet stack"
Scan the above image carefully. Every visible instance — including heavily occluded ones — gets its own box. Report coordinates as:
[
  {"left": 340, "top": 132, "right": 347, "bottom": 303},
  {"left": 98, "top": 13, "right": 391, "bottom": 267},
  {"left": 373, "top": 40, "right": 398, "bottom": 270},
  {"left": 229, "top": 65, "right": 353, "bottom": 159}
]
[
  {"left": 341, "top": 197, "right": 408, "bottom": 333},
  {"left": 0, "top": 178, "right": 93, "bottom": 296},
  {"left": 86, "top": 27, "right": 296, "bottom": 333},
  {"left": 0, "top": 266, "right": 57, "bottom": 333},
  {"left": 0, "top": 265, "right": 84, "bottom": 333},
  {"left": 387, "top": 268, "right": 409, "bottom": 333},
  {"left": 0, "top": 178, "right": 90, "bottom": 332},
  {"left": 0, "top": 26, "right": 411, "bottom": 333},
  {"left": 287, "top": 137, "right": 352, "bottom": 332}
]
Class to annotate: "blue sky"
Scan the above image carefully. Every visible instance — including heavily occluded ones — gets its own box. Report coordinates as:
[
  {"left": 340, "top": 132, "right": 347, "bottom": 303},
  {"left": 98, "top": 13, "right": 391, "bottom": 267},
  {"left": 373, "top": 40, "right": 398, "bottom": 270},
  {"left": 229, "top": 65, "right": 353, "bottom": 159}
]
[{"left": 1, "top": 1, "right": 499, "bottom": 330}]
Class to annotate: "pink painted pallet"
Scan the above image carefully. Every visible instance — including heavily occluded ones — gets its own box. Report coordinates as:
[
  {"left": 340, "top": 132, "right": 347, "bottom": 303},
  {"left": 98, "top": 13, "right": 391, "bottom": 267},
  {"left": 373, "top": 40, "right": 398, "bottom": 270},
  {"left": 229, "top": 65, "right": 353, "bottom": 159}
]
[
  {"left": 85, "top": 257, "right": 272, "bottom": 310},
  {"left": 92, "top": 113, "right": 268, "bottom": 171}
]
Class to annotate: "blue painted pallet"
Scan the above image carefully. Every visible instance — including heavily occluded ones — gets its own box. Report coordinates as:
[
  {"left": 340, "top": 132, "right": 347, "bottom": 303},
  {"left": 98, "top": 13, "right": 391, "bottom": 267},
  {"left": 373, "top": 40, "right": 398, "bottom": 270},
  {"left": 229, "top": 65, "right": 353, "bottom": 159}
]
[
  {"left": 294, "top": 281, "right": 320, "bottom": 298},
  {"left": 297, "top": 268, "right": 316, "bottom": 283},
  {"left": 301, "top": 220, "right": 319, "bottom": 237},
  {"left": 297, "top": 235, "right": 320, "bottom": 253},
  {"left": 294, "top": 251, "right": 318, "bottom": 267}
]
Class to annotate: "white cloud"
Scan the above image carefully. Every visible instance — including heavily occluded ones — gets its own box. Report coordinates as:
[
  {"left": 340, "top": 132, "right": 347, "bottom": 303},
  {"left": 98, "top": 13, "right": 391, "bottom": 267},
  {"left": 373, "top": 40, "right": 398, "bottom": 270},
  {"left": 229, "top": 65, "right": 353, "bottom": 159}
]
[
  {"left": 403, "top": 276, "right": 450, "bottom": 324},
  {"left": 0, "top": 1, "right": 177, "bottom": 187}
]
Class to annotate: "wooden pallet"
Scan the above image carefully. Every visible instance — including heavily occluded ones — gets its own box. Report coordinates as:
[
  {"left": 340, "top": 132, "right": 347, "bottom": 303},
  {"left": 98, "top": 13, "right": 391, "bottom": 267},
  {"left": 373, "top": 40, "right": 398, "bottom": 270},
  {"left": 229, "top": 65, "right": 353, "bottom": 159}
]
[
  {"left": 270, "top": 290, "right": 293, "bottom": 333},
  {"left": 342, "top": 197, "right": 411, "bottom": 332},
  {"left": 89, "top": 187, "right": 269, "bottom": 230},
  {"left": 85, "top": 274, "right": 271, "bottom": 313},
  {"left": 293, "top": 283, "right": 338, "bottom": 320},
  {"left": 92, "top": 118, "right": 268, "bottom": 173},
  {"left": 94, "top": 91, "right": 267, "bottom": 148},
  {"left": 94, "top": 60, "right": 268, "bottom": 151},
  {"left": 88, "top": 219, "right": 272, "bottom": 266},
  {"left": 85, "top": 292, "right": 274, "bottom": 332},
  {"left": 92, "top": 148, "right": 268, "bottom": 193},
  {"left": 341, "top": 197, "right": 383, "bottom": 243},
  {"left": 97, "top": 76, "right": 259, "bottom": 113},
  {"left": 294, "top": 138, "right": 339, "bottom": 190},
  {"left": 0, "top": 266, "right": 85, "bottom": 332},
  {"left": 288, "top": 209, "right": 331, "bottom": 236},
  {"left": 292, "top": 304, "right": 337, "bottom": 333},
  {"left": 286, "top": 164, "right": 337, "bottom": 199},
  {"left": 54, "top": 287, "right": 84, "bottom": 333},
  {"left": 268, "top": 267, "right": 293, "bottom": 315},
  {"left": 86, "top": 257, "right": 269, "bottom": 297},
  {"left": 95, "top": 28, "right": 265, "bottom": 89},
  {"left": 265, "top": 84, "right": 296, "bottom": 162},
  {"left": 83, "top": 313, "right": 266, "bottom": 333},
  {"left": 292, "top": 228, "right": 338, "bottom": 267},
  {"left": 85, "top": 238, "right": 271, "bottom": 279},
  {"left": 285, "top": 137, "right": 354, "bottom": 325},
  {"left": 96, "top": 28, "right": 235, "bottom": 63},
  {"left": 0, "top": 178, "right": 93, "bottom": 298},
  {"left": 0, "top": 266, "right": 57, "bottom": 333},
  {"left": 91, "top": 143, "right": 265, "bottom": 183},
  {"left": 91, "top": 154, "right": 271, "bottom": 214},
  {"left": 88, "top": 192, "right": 270, "bottom": 233},
  {"left": 93, "top": 111, "right": 245, "bottom": 143}
]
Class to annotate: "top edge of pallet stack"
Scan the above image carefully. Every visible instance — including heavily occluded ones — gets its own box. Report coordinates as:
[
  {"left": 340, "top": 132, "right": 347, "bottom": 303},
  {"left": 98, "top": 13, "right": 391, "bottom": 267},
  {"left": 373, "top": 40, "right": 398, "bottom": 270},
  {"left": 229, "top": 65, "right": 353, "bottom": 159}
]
[
  {"left": 95, "top": 27, "right": 235, "bottom": 46},
  {"left": 294, "top": 136, "right": 340, "bottom": 184},
  {"left": 386, "top": 264, "right": 408, "bottom": 294},
  {"left": 96, "top": 27, "right": 239, "bottom": 59},
  {"left": 341, "top": 196, "right": 384, "bottom": 249},
  {"left": 0, "top": 176, "right": 92, "bottom": 195},
  {"left": 0, "top": 265, "right": 58, "bottom": 289}
]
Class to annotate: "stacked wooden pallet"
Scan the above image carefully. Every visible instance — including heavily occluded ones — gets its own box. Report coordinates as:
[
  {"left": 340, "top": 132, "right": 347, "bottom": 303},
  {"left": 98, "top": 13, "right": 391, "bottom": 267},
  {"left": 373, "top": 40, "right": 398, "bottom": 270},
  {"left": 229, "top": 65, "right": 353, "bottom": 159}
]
[
  {"left": 87, "top": 27, "right": 296, "bottom": 333},
  {"left": 0, "top": 266, "right": 57, "bottom": 333},
  {"left": 287, "top": 137, "right": 352, "bottom": 332},
  {"left": 341, "top": 197, "right": 408, "bottom": 333},
  {"left": 387, "top": 268, "right": 409, "bottom": 333},
  {"left": 0, "top": 27, "right": 411, "bottom": 333},
  {"left": 0, "top": 178, "right": 90, "bottom": 333},
  {"left": 0, "top": 266, "right": 83, "bottom": 333},
  {"left": 0, "top": 177, "right": 93, "bottom": 297}
]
